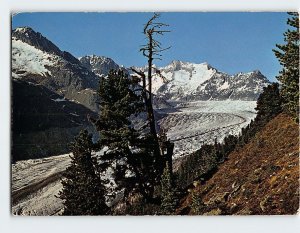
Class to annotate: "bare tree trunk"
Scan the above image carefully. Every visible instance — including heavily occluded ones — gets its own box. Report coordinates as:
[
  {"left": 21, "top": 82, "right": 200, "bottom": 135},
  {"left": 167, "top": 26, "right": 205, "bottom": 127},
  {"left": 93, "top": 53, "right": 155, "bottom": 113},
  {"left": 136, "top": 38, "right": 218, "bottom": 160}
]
[
  {"left": 131, "top": 13, "right": 171, "bottom": 193},
  {"left": 146, "top": 33, "right": 158, "bottom": 140}
]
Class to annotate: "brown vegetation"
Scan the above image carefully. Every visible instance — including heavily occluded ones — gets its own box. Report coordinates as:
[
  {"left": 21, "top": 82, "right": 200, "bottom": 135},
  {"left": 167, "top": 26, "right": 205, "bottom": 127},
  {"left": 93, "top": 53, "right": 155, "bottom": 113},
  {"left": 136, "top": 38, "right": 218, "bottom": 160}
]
[{"left": 178, "top": 113, "right": 299, "bottom": 215}]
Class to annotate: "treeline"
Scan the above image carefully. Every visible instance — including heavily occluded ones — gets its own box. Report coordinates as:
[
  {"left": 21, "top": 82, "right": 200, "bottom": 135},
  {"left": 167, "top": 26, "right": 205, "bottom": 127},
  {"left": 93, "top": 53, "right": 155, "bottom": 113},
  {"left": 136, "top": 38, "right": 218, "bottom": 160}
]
[
  {"left": 176, "top": 83, "right": 283, "bottom": 189},
  {"left": 273, "top": 12, "right": 299, "bottom": 122}
]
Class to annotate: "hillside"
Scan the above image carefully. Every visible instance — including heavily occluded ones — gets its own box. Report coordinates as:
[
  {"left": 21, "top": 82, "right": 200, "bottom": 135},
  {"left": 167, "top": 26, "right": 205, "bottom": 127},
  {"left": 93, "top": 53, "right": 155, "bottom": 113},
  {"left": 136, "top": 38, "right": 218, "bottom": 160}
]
[
  {"left": 12, "top": 79, "right": 96, "bottom": 161},
  {"left": 12, "top": 27, "right": 99, "bottom": 112},
  {"left": 178, "top": 113, "right": 299, "bottom": 215}
]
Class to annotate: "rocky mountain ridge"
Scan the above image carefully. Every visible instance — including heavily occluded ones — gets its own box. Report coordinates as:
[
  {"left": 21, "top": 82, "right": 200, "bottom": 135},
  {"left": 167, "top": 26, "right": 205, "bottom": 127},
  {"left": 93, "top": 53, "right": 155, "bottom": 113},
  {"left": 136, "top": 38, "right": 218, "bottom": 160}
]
[
  {"left": 11, "top": 26, "right": 270, "bottom": 161},
  {"left": 12, "top": 27, "right": 100, "bottom": 160},
  {"left": 10, "top": 26, "right": 273, "bottom": 109},
  {"left": 12, "top": 27, "right": 81, "bottom": 65},
  {"left": 137, "top": 60, "right": 270, "bottom": 101},
  {"left": 79, "top": 55, "right": 124, "bottom": 77},
  {"left": 12, "top": 27, "right": 99, "bottom": 112}
]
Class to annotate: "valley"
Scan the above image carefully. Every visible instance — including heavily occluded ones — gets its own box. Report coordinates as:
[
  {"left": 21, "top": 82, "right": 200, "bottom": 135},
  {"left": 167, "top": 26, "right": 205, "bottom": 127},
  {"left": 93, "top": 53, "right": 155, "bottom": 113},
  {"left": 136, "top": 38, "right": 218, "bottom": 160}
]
[
  {"left": 7, "top": 11, "right": 299, "bottom": 219},
  {"left": 12, "top": 100, "right": 256, "bottom": 215},
  {"left": 158, "top": 100, "right": 256, "bottom": 159},
  {"left": 11, "top": 26, "right": 270, "bottom": 216}
]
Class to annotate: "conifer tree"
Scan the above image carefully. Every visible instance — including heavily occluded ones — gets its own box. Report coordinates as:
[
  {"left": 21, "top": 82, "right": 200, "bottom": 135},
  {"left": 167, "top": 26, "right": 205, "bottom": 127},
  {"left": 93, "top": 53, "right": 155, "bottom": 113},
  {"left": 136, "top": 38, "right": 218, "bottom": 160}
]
[
  {"left": 255, "top": 83, "right": 282, "bottom": 125},
  {"left": 58, "top": 130, "right": 108, "bottom": 215},
  {"left": 191, "top": 190, "right": 204, "bottom": 215},
  {"left": 160, "top": 164, "right": 177, "bottom": 215},
  {"left": 93, "top": 70, "right": 139, "bottom": 200},
  {"left": 273, "top": 12, "right": 299, "bottom": 121},
  {"left": 93, "top": 69, "right": 159, "bottom": 203}
]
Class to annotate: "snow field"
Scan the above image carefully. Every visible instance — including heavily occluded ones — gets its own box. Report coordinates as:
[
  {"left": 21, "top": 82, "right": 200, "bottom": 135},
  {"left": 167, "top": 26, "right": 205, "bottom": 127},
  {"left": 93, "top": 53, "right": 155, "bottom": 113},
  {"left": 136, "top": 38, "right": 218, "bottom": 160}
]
[{"left": 12, "top": 38, "right": 60, "bottom": 77}]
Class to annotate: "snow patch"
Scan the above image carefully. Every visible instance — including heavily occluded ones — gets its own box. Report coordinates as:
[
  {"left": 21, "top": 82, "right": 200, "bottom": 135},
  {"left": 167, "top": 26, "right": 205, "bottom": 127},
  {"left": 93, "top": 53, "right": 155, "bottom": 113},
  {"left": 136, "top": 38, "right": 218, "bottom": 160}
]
[
  {"left": 153, "top": 61, "right": 216, "bottom": 96},
  {"left": 51, "top": 97, "right": 66, "bottom": 102},
  {"left": 218, "top": 81, "right": 229, "bottom": 91},
  {"left": 12, "top": 38, "right": 59, "bottom": 76}
]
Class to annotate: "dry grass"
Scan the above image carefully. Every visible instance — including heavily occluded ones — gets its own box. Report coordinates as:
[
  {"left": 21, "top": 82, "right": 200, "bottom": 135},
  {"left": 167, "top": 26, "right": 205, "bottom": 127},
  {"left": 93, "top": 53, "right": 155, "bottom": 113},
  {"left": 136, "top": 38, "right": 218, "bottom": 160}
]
[{"left": 178, "top": 113, "right": 299, "bottom": 215}]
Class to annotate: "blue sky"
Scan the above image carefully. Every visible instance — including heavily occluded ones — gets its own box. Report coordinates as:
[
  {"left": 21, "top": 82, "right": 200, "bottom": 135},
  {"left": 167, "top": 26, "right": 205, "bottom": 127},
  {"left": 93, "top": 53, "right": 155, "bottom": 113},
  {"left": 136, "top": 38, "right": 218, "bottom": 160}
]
[{"left": 12, "top": 12, "right": 288, "bottom": 81}]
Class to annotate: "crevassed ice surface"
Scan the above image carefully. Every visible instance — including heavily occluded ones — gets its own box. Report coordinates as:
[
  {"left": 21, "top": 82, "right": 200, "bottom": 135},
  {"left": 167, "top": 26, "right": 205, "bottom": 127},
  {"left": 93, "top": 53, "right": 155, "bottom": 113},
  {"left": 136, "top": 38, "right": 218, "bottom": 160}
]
[
  {"left": 158, "top": 100, "right": 257, "bottom": 159},
  {"left": 12, "top": 100, "right": 257, "bottom": 215}
]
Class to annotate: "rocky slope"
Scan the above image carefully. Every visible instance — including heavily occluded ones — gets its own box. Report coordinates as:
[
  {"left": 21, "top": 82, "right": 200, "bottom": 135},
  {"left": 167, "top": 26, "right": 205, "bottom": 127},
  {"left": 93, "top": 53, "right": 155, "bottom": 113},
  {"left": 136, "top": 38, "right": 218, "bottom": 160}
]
[
  {"left": 138, "top": 60, "right": 270, "bottom": 101},
  {"left": 79, "top": 55, "right": 124, "bottom": 77},
  {"left": 12, "top": 27, "right": 99, "bottom": 112},
  {"left": 11, "top": 27, "right": 104, "bottom": 160},
  {"left": 178, "top": 113, "right": 299, "bottom": 215},
  {"left": 12, "top": 79, "right": 97, "bottom": 161}
]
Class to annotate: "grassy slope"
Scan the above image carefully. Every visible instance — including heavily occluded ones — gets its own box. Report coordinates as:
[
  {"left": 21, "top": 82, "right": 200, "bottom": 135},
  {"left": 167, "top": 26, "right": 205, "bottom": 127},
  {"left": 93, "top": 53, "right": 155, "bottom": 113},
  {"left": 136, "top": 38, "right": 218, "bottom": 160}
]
[{"left": 178, "top": 113, "right": 299, "bottom": 215}]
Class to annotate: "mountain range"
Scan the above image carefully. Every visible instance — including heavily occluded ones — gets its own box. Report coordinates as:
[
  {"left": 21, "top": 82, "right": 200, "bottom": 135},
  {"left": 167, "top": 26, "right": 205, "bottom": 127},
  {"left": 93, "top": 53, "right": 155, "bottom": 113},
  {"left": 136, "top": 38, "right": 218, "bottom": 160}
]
[
  {"left": 137, "top": 61, "right": 270, "bottom": 101},
  {"left": 11, "top": 26, "right": 271, "bottom": 160}
]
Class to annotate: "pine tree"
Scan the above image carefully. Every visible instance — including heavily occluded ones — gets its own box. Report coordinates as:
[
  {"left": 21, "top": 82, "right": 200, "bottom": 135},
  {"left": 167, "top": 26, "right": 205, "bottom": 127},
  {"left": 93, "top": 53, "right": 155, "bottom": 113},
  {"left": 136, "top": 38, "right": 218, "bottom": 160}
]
[
  {"left": 255, "top": 83, "right": 282, "bottom": 126},
  {"left": 58, "top": 130, "right": 108, "bottom": 215},
  {"left": 93, "top": 69, "right": 160, "bottom": 203},
  {"left": 160, "top": 164, "right": 177, "bottom": 215},
  {"left": 93, "top": 70, "right": 139, "bottom": 200},
  {"left": 273, "top": 12, "right": 299, "bottom": 121},
  {"left": 191, "top": 190, "right": 204, "bottom": 215}
]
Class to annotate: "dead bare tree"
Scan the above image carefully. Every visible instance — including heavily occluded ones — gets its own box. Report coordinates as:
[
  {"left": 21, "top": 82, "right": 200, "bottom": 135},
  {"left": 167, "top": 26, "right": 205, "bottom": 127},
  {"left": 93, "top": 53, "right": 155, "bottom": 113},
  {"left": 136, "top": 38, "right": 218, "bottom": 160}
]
[
  {"left": 130, "top": 13, "right": 172, "bottom": 195},
  {"left": 131, "top": 12, "right": 170, "bottom": 142},
  {"left": 130, "top": 13, "right": 171, "bottom": 187}
]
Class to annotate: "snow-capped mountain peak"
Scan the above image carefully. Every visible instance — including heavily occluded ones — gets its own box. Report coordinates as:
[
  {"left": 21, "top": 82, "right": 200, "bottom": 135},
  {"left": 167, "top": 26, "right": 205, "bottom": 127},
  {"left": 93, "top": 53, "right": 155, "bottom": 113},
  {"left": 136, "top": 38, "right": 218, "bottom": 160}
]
[
  {"left": 79, "top": 55, "right": 124, "bottom": 76},
  {"left": 137, "top": 60, "right": 218, "bottom": 96},
  {"left": 137, "top": 60, "right": 270, "bottom": 101},
  {"left": 12, "top": 27, "right": 100, "bottom": 112},
  {"left": 12, "top": 27, "right": 63, "bottom": 57}
]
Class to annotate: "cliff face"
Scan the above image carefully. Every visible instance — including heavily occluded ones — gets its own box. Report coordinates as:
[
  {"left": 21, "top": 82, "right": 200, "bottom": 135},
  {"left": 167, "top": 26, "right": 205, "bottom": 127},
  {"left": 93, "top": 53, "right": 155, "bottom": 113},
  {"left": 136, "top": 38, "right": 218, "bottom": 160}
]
[
  {"left": 11, "top": 27, "right": 101, "bottom": 161},
  {"left": 12, "top": 27, "right": 99, "bottom": 112},
  {"left": 12, "top": 80, "right": 97, "bottom": 161},
  {"left": 179, "top": 113, "right": 299, "bottom": 215}
]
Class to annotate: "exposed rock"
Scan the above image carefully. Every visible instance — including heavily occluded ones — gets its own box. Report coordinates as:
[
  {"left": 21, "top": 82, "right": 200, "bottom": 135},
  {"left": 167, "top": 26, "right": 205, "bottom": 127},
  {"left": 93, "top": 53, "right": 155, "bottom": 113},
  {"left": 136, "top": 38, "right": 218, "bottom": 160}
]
[
  {"left": 12, "top": 79, "right": 97, "bottom": 161},
  {"left": 204, "top": 192, "right": 230, "bottom": 206},
  {"left": 136, "top": 61, "right": 270, "bottom": 101},
  {"left": 12, "top": 27, "right": 99, "bottom": 112},
  {"left": 79, "top": 55, "right": 125, "bottom": 76}
]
